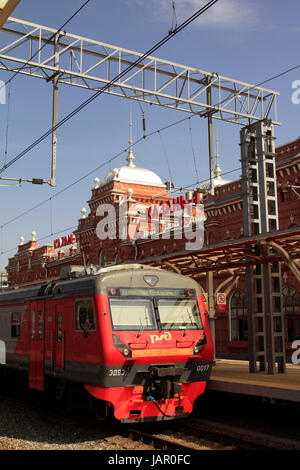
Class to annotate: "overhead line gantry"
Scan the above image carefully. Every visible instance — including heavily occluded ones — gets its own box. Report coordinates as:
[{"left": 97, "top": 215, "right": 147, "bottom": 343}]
[{"left": 0, "top": 16, "right": 279, "bottom": 188}]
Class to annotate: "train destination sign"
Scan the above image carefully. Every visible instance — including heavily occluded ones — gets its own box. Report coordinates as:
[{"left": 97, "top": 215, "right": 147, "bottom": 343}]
[{"left": 108, "top": 288, "right": 196, "bottom": 298}]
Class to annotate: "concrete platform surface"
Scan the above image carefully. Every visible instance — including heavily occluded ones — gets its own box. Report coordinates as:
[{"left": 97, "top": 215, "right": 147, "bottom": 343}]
[{"left": 207, "top": 359, "right": 300, "bottom": 402}]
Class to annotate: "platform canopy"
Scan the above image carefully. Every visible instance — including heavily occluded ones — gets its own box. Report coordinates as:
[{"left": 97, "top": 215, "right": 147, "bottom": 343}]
[{"left": 136, "top": 227, "right": 300, "bottom": 280}]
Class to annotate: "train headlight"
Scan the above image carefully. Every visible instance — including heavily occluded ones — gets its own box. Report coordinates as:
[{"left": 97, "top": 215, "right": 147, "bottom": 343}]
[
  {"left": 194, "top": 332, "right": 207, "bottom": 355},
  {"left": 122, "top": 347, "right": 130, "bottom": 357},
  {"left": 112, "top": 335, "right": 132, "bottom": 358}
]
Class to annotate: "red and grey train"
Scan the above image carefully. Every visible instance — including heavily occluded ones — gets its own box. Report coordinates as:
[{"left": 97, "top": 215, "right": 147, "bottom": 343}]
[{"left": 0, "top": 264, "right": 214, "bottom": 422}]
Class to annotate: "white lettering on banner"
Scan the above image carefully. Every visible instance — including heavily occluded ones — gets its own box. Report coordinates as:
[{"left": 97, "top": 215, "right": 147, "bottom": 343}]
[{"left": 54, "top": 233, "right": 75, "bottom": 249}]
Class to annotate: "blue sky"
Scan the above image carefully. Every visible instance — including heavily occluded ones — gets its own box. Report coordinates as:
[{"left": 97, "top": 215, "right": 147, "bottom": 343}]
[{"left": 0, "top": 0, "right": 299, "bottom": 269}]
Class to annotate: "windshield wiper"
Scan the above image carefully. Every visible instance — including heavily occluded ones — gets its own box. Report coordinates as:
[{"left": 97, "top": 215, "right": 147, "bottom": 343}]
[
  {"left": 136, "top": 318, "right": 144, "bottom": 338},
  {"left": 136, "top": 312, "right": 150, "bottom": 337}
]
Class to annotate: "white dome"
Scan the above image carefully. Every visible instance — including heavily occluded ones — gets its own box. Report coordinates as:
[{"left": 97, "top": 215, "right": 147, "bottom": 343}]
[
  {"left": 100, "top": 144, "right": 165, "bottom": 188},
  {"left": 101, "top": 165, "right": 165, "bottom": 187}
]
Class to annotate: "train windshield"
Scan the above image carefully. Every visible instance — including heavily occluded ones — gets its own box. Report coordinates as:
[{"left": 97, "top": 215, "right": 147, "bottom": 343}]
[
  {"left": 157, "top": 298, "right": 202, "bottom": 330},
  {"left": 108, "top": 288, "right": 203, "bottom": 331},
  {"left": 109, "top": 298, "right": 157, "bottom": 331}
]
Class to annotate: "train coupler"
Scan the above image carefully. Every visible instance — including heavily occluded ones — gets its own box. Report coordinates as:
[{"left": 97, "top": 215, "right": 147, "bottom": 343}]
[{"left": 143, "top": 378, "right": 182, "bottom": 402}]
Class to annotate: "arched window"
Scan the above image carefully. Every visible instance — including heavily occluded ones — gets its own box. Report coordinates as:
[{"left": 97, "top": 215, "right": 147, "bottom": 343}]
[
  {"left": 114, "top": 253, "right": 121, "bottom": 265},
  {"left": 99, "top": 250, "right": 106, "bottom": 268},
  {"left": 283, "top": 286, "right": 300, "bottom": 341},
  {"left": 230, "top": 290, "right": 248, "bottom": 341}
]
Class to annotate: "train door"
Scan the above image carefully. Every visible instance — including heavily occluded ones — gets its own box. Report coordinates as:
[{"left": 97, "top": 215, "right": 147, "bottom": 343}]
[
  {"left": 28, "top": 301, "right": 45, "bottom": 391},
  {"left": 54, "top": 309, "right": 64, "bottom": 370}
]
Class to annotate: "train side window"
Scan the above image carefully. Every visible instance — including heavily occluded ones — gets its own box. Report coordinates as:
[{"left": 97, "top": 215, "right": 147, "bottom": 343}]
[
  {"left": 11, "top": 312, "right": 21, "bottom": 338},
  {"left": 38, "top": 311, "right": 43, "bottom": 340},
  {"left": 75, "top": 299, "right": 96, "bottom": 332},
  {"left": 57, "top": 312, "right": 62, "bottom": 343},
  {"left": 31, "top": 311, "right": 35, "bottom": 339}
]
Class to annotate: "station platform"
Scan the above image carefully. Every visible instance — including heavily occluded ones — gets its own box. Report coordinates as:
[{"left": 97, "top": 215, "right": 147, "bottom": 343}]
[{"left": 207, "top": 359, "right": 300, "bottom": 403}]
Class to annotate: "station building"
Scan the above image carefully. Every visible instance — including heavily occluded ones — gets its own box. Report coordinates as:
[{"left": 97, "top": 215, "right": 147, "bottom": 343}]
[{"left": 5, "top": 135, "right": 300, "bottom": 361}]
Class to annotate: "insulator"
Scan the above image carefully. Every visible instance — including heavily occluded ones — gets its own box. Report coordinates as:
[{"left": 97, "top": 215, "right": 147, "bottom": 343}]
[
  {"left": 32, "top": 178, "right": 44, "bottom": 185},
  {"left": 142, "top": 114, "right": 146, "bottom": 138}
]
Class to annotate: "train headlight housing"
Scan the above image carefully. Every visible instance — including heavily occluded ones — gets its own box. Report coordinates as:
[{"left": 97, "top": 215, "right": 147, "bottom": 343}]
[
  {"left": 194, "top": 332, "right": 207, "bottom": 354},
  {"left": 112, "top": 335, "right": 132, "bottom": 358},
  {"left": 122, "top": 347, "right": 130, "bottom": 357}
]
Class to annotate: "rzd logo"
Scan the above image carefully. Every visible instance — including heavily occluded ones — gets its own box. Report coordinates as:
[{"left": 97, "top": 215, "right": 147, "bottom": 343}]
[{"left": 150, "top": 332, "right": 172, "bottom": 344}]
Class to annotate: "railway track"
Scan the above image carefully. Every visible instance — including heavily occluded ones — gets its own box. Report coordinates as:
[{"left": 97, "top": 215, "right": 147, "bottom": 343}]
[
  {"left": 180, "top": 418, "right": 300, "bottom": 450},
  {"left": 1, "top": 381, "right": 300, "bottom": 451},
  {"left": 124, "top": 421, "right": 231, "bottom": 450},
  {"left": 126, "top": 426, "right": 201, "bottom": 451},
  {"left": 125, "top": 417, "right": 300, "bottom": 451}
]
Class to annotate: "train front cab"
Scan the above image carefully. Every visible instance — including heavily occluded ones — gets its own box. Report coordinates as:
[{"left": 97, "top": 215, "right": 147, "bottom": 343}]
[{"left": 86, "top": 268, "right": 214, "bottom": 423}]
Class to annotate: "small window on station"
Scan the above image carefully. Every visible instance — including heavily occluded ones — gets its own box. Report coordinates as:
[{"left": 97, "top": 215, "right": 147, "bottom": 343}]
[
  {"left": 99, "top": 249, "right": 106, "bottom": 268},
  {"left": 114, "top": 253, "right": 121, "bottom": 265},
  {"left": 11, "top": 312, "right": 21, "bottom": 338},
  {"left": 75, "top": 299, "right": 96, "bottom": 332}
]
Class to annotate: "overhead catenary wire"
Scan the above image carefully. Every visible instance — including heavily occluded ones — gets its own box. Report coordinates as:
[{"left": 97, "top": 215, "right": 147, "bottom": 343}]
[
  {"left": 1, "top": 225, "right": 78, "bottom": 256},
  {"left": 0, "top": 113, "right": 195, "bottom": 231},
  {"left": 188, "top": 117, "right": 199, "bottom": 182},
  {"left": 3, "top": 81, "right": 11, "bottom": 168},
  {"left": 158, "top": 130, "right": 173, "bottom": 184},
  {"left": 0, "top": 0, "right": 219, "bottom": 175},
  {"left": 0, "top": 130, "right": 161, "bottom": 231},
  {"left": 49, "top": 197, "right": 53, "bottom": 236}
]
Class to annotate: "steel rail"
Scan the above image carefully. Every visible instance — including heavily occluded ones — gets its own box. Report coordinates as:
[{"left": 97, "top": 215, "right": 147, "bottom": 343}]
[
  {"left": 183, "top": 418, "right": 300, "bottom": 450},
  {"left": 126, "top": 426, "right": 203, "bottom": 451}
]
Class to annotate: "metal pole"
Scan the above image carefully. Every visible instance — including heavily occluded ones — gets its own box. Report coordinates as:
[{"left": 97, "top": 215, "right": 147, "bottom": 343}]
[
  {"left": 51, "top": 33, "right": 59, "bottom": 187},
  {"left": 206, "top": 79, "right": 214, "bottom": 196},
  {"left": 206, "top": 270, "right": 216, "bottom": 360},
  {"left": 241, "top": 126, "right": 258, "bottom": 372},
  {"left": 240, "top": 120, "right": 286, "bottom": 374}
]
